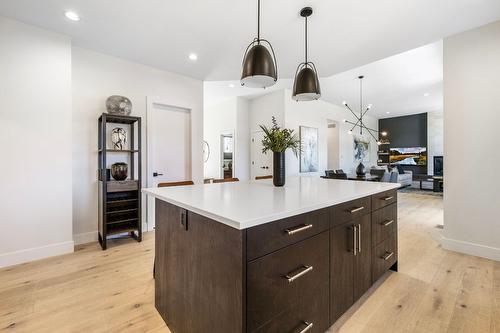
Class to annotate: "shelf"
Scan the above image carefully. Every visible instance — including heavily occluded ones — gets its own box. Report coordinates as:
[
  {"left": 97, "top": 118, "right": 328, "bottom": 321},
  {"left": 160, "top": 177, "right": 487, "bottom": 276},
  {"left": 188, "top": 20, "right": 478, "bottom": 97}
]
[
  {"left": 107, "top": 217, "right": 139, "bottom": 225},
  {"left": 102, "top": 114, "right": 140, "bottom": 125},
  {"left": 106, "top": 208, "right": 138, "bottom": 215},
  {"left": 107, "top": 226, "right": 139, "bottom": 235},
  {"left": 107, "top": 198, "right": 138, "bottom": 204},
  {"left": 99, "top": 149, "right": 139, "bottom": 153}
]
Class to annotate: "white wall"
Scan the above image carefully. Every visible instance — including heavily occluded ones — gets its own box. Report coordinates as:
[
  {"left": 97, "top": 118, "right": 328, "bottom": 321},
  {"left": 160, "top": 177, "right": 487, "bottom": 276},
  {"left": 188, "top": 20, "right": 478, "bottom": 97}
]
[
  {"left": 283, "top": 90, "right": 378, "bottom": 176},
  {"left": 246, "top": 89, "right": 378, "bottom": 177},
  {"left": 0, "top": 17, "right": 73, "bottom": 267},
  {"left": 427, "top": 111, "right": 444, "bottom": 175},
  {"left": 203, "top": 98, "right": 237, "bottom": 179},
  {"left": 72, "top": 47, "right": 203, "bottom": 245},
  {"left": 249, "top": 90, "right": 286, "bottom": 131},
  {"left": 442, "top": 20, "right": 500, "bottom": 261},
  {"left": 235, "top": 98, "right": 251, "bottom": 180}
]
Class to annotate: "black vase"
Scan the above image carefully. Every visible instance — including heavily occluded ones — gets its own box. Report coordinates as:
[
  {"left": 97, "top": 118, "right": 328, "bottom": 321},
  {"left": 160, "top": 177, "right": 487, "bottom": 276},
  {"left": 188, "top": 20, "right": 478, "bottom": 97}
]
[
  {"left": 273, "top": 152, "right": 286, "bottom": 187},
  {"left": 111, "top": 162, "right": 128, "bottom": 181},
  {"left": 356, "top": 162, "right": 366, "bottom": 177}
]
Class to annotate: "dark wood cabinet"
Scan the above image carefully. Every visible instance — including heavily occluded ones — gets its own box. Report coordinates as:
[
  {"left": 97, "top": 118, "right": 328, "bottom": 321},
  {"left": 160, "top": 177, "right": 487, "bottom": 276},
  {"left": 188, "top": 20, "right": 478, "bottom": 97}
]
[
  {"left": 330, "top": 213, "right": 372, "bottom": 322},
  {"left": 155, "top": 191, "right": 398, "bottom": 333},
  {"left": 247, "top": 232, "right": 329, "bottom": 332}
]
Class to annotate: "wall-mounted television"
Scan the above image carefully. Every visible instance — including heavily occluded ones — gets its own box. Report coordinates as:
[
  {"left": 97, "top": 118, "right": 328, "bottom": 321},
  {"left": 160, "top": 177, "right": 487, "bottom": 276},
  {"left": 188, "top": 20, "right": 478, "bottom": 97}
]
[{"left": 390, "top": 147, "right": 427, "bottom": 166}]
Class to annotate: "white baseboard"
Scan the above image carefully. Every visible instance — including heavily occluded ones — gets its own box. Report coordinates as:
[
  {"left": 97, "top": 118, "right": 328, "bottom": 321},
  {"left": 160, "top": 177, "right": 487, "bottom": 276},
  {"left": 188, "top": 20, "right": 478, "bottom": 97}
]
[
  {"left": 441, "top": 236, "right": 500, "bottom": 262},
  {"left": 73, "top": 231, "right": 98, "bottom": 245},
  {"left": 0, "top": 240, "right": 74, "bottom": 269}
]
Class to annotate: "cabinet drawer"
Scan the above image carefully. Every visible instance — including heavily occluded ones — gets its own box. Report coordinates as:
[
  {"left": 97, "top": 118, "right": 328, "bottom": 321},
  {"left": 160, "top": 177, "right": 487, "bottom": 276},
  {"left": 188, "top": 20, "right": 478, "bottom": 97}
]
[
  {"left": 372, "top": 189, "right": 397, "bottom": 210},
  {"left": 247, "top": 208, "right": 330, "bottom": 261},
  {"left": 252, "top": 293, "right": 329, "bottom": 333},
  {"left": 372, "top": 203, "right": 397, "bottom": 246},
  {"left": 247, "top": 232, "right": 329, "bottom": 332},
  {"left": 372, "top": 232, "right": 398, "bottom": 282},
  {"left": 331, "top": 196, "right": 371, "bottom": 226}
]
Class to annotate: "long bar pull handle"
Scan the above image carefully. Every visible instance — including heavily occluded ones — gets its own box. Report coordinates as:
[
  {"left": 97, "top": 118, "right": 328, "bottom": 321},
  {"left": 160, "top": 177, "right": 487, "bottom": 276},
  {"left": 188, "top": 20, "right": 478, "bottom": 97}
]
[
  {"left": 353, "top": 225, "right": 357, "bottom": 256},
  {"left": 285, "top": 224, "right": 313, "bottom": 235},
  {"left": 285, "top": 265, "right": 313, "bottom": 283},
  {"left": 382, "top": 219, "right": 394, "bottom": 227},
  {"left": 382, "top": 252, "right": 394, "bottom": 261},
  {"left": 358, "top": 224, "right": 362, "bottom": 253},
  {"left": 298, "top": 321, "right": 314, "bottom": 333},
  {"left": 350, "top": 206, "right": 365, "bottom": 214},
  {"left": 382, "top": 196, "right": 394, "bottom": 201}
]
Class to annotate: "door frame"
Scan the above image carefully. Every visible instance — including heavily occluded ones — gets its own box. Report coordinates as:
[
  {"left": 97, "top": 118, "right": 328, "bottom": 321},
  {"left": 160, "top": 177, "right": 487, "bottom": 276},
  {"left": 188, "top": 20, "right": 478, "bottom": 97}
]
[
  {"left": 219, "top": 130, "right": 236, "bottom": 179},
  {"left": 146, "top": 96, "right": 193, "bottom": 232}
]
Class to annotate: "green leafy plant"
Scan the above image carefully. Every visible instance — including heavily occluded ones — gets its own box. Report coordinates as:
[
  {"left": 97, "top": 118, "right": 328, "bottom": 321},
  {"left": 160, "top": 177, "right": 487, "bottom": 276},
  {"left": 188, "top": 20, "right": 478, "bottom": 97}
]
[{"left": 259, "top": 117, "right": 301, "bottom": 156}]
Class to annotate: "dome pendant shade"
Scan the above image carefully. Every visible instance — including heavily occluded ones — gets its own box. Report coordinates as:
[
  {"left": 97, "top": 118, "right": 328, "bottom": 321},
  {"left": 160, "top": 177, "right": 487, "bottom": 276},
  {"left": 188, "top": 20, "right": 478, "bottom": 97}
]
[
  {"left": 292, "top": 7, "right": 321, "bottom": 101},
  {"left": 241, "top": 43, "right": 277, "bottom": 88},
  {"left": 292, "top": 65, "right": 321, "bottom": 101}
]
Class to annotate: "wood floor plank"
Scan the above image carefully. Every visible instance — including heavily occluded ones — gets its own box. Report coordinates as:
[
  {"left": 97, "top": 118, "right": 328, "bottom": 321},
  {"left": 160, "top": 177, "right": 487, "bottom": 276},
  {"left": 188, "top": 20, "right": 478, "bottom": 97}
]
[{"left": 0, "top": 192, "right": 498, "bottom": 333}]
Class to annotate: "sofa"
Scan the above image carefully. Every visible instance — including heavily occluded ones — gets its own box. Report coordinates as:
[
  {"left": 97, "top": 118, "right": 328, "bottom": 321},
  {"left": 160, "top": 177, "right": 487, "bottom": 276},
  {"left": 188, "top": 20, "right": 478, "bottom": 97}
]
[{"left": 370, "top": 166, "right": 412, "bottom": 187}]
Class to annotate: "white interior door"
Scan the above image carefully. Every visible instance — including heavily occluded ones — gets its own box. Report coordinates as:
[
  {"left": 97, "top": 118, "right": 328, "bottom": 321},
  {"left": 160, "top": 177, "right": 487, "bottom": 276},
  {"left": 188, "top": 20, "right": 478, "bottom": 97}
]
[
  {"left": 147, "top": 102, "right": 191, "bottom": 231},
  {"left": 251, "top": 131, "right": 272, "bottom": 179}
]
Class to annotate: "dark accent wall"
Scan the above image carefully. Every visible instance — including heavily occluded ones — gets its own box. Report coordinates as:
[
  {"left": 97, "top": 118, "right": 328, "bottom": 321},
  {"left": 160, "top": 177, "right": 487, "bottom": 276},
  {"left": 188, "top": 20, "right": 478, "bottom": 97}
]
[{"left": 379, "top": 113, "right": 427, "bottom": 175}]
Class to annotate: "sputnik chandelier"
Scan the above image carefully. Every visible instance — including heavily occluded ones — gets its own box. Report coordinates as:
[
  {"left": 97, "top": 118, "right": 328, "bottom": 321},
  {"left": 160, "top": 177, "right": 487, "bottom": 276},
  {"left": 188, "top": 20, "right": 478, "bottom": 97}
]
[{"left": 343, "top": 76, "right": 387, "bottom": 145}]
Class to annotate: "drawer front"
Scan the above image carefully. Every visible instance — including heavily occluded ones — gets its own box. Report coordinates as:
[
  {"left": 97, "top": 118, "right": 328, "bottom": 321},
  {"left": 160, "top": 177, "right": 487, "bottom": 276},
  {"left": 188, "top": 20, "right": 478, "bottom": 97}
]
[
  {"left": 372, "top": 189, "right": 397, "bottom": 210},
  {"left": 331, "top": 196, "right": 371, "bottom": 226},
  {"left": 247, "top": 208, "right": 330, "bottom": 261},
  {"left": 252, "top": 293, "right": 329, "bottom": 333},
  {"left": 372, "top": 232, "right": 398, "bottom": 282},
  {"left": 247, "top": 232, "right": 329, "bottom": 332},
  {"left": 372, "top": 203, "right": 397, "bottom": 246}
]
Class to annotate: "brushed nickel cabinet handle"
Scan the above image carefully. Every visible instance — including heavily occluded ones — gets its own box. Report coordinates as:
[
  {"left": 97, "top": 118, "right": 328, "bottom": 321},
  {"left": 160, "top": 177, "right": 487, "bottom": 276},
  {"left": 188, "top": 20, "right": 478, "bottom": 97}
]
[
  {"left": 285, "top": 224, "right": 313, "bottom": 235},
  {"left": 358, "top": 224, "right": 362, "bottom": 253},
  {"left": 382, "top": 252, "right": 394, "bottom": 261},
  {"left": 298, "top": 321, "right": 314, "bottom": 333},
  {"left": 350, "top": 206, "right": 365, "bottom": 214},
  {"left": 382, "top": 219, "right": 394, "bottom": 227},
  {"left": 285, "top": 265, "right": 313, "bottom": 283},
  {"left": 352, "top": 225, "right": 357, "bottom": 256},
  {"left": 382, "top": 196, "right": 394, "bottom": 201}
]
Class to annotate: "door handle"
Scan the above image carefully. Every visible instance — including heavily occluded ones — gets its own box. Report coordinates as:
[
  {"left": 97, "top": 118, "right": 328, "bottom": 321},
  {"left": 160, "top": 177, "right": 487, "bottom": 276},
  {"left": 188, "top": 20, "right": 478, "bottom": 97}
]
[
  {"left": 285, "top": 224, "right": 313, "bottom": 235},
  {"left": 382, "top": 219, "right": 394, "bottom": 227},
  {"left": 284, "top": 265, "right": 313, "bottom": 283},
  {"left": 358, "top": 224, "right": 362, "bottom": 253},
  {"left": 352, "top": 225, "right": 357, "bottom": 256},
  {"left": 349, "top": 206, "right": 364, "bottom": 214},
  {"left": 297, "top": 321, "right": 314, "bottom": 333},
  {"left": 153, "top": 172, "right": 164, "bottom": 177}
]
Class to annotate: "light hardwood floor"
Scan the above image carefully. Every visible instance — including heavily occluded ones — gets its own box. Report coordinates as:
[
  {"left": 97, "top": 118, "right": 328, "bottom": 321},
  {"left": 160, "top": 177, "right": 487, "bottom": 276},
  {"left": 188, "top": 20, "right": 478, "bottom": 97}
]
[{"left": 1, "top": 192, "right": 499, "bottom": 333}]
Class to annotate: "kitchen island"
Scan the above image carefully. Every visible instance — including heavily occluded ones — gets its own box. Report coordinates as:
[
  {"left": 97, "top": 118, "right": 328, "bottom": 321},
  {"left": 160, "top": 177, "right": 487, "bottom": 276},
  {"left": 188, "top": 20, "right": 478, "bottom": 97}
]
[{"left": 143, "top": 176, "right": 400, "bottom": 333}]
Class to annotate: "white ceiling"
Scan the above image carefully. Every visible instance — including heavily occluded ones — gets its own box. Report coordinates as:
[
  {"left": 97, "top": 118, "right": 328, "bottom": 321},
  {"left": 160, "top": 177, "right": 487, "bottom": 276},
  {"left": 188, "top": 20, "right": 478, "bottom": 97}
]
[
  {"left": 0, "top": 0, "right": 499, "bottom": 81},
  {"left": 205, "top": 41, "right": 443, "bottom": 118}
]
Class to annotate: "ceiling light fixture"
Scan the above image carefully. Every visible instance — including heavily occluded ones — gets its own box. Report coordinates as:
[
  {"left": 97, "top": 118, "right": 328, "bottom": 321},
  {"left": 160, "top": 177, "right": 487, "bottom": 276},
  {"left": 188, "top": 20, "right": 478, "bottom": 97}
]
[
  {"left": 292, "top": 7, "right": 321, "bottom": 101},
  {"left": 424, "top": 92, "right": 430, "bottom": 97},
  {"left": 343, "top": 76, "right": 386, "bottom": 145},
  {"left": 241, "top": 0, "right": 278, "bottom": 88},
  {"left": 64, "top": 11, "right": 80, "bottom": 21},
  {"left": 229, "top": 84, "right": 235, "bottom": 88},
  {"left": 188, "top": 53, "right": 198, "bottom": 61}
]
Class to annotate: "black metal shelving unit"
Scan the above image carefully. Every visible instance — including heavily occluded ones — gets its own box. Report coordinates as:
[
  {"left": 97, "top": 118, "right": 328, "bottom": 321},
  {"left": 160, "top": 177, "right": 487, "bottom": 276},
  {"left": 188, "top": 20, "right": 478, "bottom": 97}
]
[{"left": 98, "top": 113, "right": 142, "bottom": 250}]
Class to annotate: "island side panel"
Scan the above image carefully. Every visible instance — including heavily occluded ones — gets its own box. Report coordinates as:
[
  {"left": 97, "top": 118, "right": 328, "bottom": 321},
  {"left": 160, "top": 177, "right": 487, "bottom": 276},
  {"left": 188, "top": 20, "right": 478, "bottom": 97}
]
[{"left": 155, "top": 199, "right": 246, "bottom": 333}]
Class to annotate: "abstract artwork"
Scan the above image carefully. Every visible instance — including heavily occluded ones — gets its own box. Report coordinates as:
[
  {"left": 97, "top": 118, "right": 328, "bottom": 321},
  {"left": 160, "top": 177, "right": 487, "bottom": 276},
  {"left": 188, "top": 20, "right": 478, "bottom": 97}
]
[
  {"left": 300, "top": 126, "right": 319, "bottom": 172},
  {"left": 354, "top": 136, "right": 370, "bottom": 162},
  {"left": 111, "top": 127, "right": 127, "bottom": 150}
]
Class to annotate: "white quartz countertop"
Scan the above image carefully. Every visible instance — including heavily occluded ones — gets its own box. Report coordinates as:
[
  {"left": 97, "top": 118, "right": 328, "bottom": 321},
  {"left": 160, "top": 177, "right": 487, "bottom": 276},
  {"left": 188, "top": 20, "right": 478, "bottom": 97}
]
[{"left": 143, "top": 176, "right": 400, "bottom": 230}]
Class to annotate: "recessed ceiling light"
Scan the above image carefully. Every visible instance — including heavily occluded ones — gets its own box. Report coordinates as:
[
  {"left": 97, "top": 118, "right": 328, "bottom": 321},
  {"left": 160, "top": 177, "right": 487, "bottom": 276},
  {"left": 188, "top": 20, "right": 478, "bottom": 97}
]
[
  {"left": 386, "top": 112, "right": 391, "bottom": 114},
  {"left": 424, "top": 92, "right": 430, "bottom": 97},
  {"left": 188, "top": 53, "right": 198, "bottom": 61},
  {"left": 64, "top": 11, "right": 80, "bottom": 21},
  {"left": 229, "top": 84, "right": 235, "bottom": 88}
]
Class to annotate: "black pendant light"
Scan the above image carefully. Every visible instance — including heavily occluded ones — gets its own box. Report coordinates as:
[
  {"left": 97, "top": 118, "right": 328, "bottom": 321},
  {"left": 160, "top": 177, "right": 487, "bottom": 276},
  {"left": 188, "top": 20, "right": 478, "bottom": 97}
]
[
  {"left": 292, "top": 7, "right": 321, "bottom": 101},
  {"left": 241, "top": 0, "right": 278, "bottom": 88}
]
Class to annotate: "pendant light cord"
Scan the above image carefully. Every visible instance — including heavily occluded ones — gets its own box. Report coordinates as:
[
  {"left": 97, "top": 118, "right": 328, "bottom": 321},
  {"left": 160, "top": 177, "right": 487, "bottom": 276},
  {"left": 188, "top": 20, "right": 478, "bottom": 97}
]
[
  {"left": 305, "top": 16, "right": 308, "bottom": 65},
  {"left": 257, "top": 0, "right": 261, "bottom": 43},
  {"left": 360, "top": 77, "right": 363, "bottom": 134}
]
